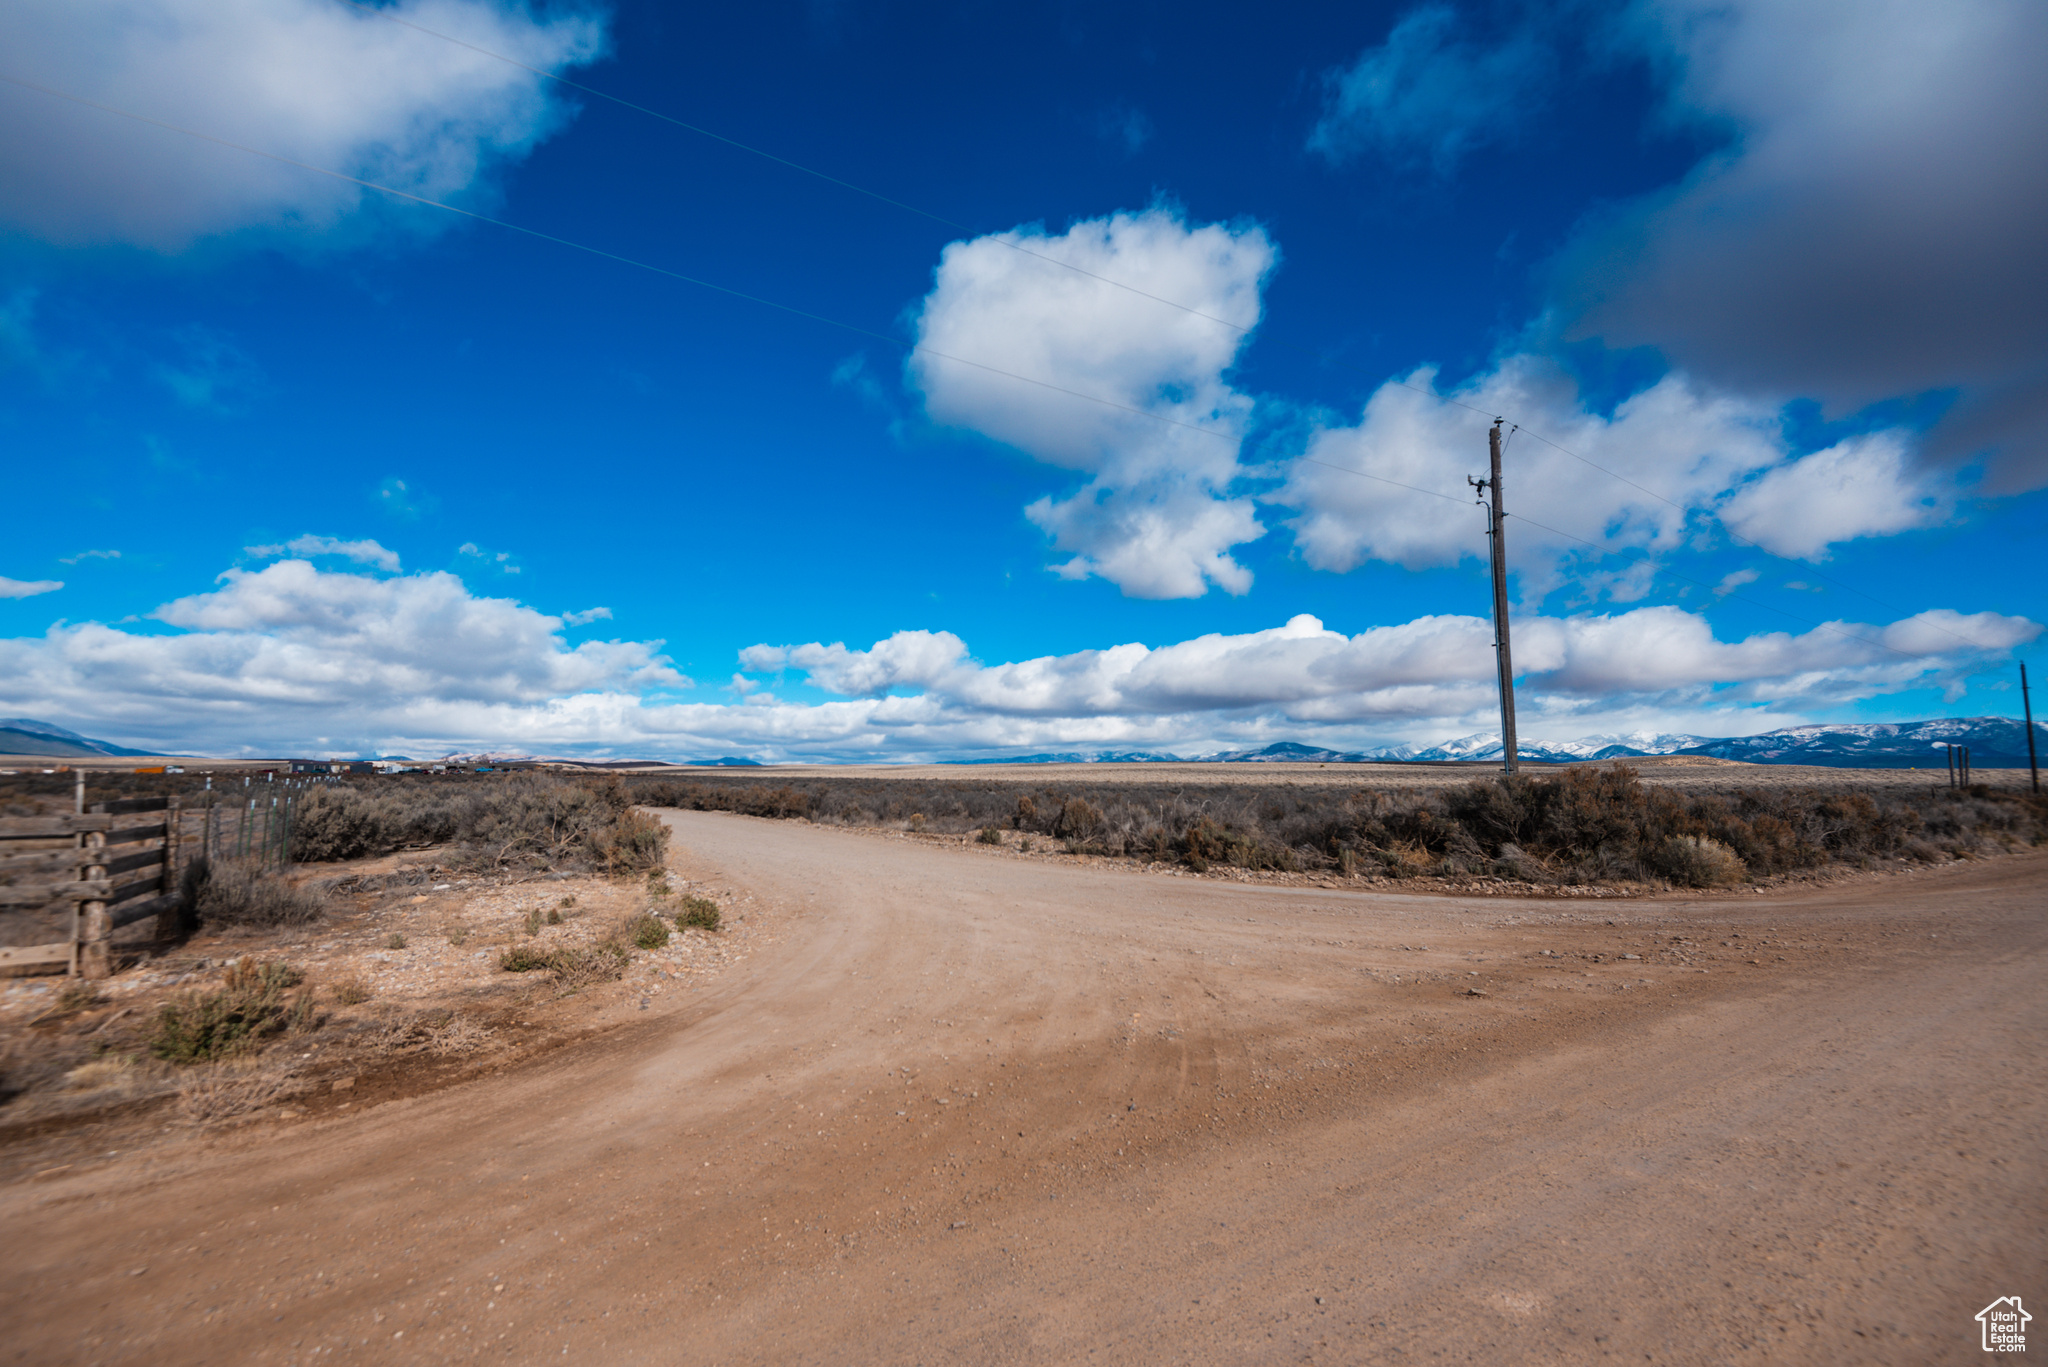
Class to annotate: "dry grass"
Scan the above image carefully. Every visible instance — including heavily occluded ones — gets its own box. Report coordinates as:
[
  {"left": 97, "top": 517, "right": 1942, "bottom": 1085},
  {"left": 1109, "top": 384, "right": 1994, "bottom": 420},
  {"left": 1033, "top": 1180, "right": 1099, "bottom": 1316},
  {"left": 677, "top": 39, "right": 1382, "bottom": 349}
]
[
  {"left": 330, "top": 973, "right": 373, "bottom": 1006},
  {"left": 176, "top": 1059, "right": 308, "bottom": 1125},
  {"left": 364, "top": 1007, "right": 496, "bottom": 1058},
  {"left": 63, "top": 1055, "right": 142, "bottom": 1094}
]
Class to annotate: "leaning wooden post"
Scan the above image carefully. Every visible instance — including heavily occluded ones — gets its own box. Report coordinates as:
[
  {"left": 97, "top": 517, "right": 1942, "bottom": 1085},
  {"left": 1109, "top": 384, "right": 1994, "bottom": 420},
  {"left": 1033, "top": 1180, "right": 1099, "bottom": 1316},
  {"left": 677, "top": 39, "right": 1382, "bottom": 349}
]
[{"left": 156, "top": 796, "right": 183, "bottom": 941}]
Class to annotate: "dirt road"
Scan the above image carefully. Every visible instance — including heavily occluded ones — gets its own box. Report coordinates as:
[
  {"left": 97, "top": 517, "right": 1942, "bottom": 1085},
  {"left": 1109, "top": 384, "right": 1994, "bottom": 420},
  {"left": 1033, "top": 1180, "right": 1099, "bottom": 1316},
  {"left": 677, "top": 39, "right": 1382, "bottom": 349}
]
[{"left": 5, "top": 813, "right": 2042, "bottom": 1365}]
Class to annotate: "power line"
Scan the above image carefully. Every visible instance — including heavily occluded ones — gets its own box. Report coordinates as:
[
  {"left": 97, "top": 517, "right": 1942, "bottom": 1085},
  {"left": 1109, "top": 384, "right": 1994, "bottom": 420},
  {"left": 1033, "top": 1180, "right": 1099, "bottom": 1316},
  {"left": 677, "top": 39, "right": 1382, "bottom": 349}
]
[
  {"left": 340, "top": 1, "right": 1990, "bottom": 650},
  {"left": 336, "top": 0, "right": 1506, "bottom": 421},
  {"left": 7, "top": 74, "right": 1998, "bottom": 669},
  {"left": 2, "top": 71, "right": 1480, "bottom": 518},
  {"left": 336, "top": 0, "right": 1277, "bottom": 343}
]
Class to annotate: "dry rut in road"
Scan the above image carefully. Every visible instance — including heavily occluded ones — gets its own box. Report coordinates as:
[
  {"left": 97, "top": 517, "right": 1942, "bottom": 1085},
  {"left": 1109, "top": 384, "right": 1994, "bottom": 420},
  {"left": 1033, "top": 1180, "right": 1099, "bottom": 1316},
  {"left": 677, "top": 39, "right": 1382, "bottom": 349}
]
[{"left": 4, "top": 811, "right": 2043, "bottom": 1366}]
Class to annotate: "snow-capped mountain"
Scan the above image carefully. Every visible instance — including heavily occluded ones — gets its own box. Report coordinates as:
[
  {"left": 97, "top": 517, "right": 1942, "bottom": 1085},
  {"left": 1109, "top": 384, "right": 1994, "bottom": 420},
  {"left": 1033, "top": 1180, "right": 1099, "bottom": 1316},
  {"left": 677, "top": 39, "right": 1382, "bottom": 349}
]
[
  {"left": 1676, "top": 718, "right": 2042, "bottom": 768},
  {"left": 1388, "top": 731, "right": 1715, "bottom": 763},
  {"left": 955, "top": 718, "right": 2043, "bottom": 769}
]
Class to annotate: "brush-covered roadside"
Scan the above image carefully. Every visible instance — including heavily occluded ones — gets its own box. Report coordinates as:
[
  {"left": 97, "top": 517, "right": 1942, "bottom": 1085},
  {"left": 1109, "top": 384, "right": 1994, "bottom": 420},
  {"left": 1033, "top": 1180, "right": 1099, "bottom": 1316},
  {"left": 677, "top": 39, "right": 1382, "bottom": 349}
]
[
  {"left": 0, "top": 775, "right": 750, "bottom": 1148},
  {"left": 626, "top": 766, "right": 2048, "bottom": 890}
]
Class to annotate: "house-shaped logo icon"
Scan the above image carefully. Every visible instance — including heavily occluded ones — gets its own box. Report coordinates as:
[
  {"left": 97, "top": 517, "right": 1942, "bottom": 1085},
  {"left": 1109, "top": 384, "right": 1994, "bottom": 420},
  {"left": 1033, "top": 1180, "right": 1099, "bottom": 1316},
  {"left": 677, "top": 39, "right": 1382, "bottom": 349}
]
[{"left": 1977, "top": 1296, "right": 2030, "bottom": 1352}]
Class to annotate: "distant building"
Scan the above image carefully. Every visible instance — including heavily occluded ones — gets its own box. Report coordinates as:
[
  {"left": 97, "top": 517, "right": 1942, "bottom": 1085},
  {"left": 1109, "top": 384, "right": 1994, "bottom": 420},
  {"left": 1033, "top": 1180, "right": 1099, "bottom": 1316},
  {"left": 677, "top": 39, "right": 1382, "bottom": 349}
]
[{"left": 288, "top": 759, "right": 377, "bottom": 775}]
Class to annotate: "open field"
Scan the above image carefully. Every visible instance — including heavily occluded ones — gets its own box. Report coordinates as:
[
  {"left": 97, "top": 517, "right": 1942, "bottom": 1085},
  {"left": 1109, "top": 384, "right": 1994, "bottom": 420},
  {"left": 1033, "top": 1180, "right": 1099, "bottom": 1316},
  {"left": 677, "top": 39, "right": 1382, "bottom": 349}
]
[
  {"left": 657, "top": 756, "right": 2032, "bottom": 791},
  {"left": 2, "top": 751, "right": 2034, "bottom": 790},
  {"left": 0, "top": 808, "right": 2041, "bottom": 1364}
]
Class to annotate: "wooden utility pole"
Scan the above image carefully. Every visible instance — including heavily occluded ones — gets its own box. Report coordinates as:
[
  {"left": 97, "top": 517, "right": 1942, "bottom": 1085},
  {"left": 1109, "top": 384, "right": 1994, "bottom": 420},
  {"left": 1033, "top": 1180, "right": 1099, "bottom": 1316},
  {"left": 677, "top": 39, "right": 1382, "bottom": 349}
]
[
  {"left": 1470, "top": 421, "right": 1520, "bottom": 773},
  {"left": 2024, "top": 662, "right": 2040, "bottom": 795}
]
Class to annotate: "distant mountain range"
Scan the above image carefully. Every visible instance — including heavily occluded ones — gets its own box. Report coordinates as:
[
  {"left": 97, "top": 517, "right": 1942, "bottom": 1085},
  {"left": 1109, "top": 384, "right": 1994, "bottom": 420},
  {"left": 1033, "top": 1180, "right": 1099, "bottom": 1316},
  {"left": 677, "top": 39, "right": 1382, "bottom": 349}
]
[
  {"left": 955, "top": 751, "right": 1183, "bottom": 765},
  {"left": 959, "top": 717, "right": 2047, "bottom": 770},
  {"left": 0, "top": 718, "right": 172, "bottom": 759},
  {"left": 2, "top": 715, "right": 2038, "bottom": 771}
]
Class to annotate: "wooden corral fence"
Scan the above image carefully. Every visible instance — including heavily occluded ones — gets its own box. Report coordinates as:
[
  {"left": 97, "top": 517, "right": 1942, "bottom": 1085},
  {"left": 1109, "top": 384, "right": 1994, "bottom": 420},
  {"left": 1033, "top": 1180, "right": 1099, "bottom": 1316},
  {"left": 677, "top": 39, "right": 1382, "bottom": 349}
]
[
  {"left": 1, "top": 781, "right": 313, "bottom": 977},
  {"left": 0, "top": 795, "right": 187, "bottom": 978}
]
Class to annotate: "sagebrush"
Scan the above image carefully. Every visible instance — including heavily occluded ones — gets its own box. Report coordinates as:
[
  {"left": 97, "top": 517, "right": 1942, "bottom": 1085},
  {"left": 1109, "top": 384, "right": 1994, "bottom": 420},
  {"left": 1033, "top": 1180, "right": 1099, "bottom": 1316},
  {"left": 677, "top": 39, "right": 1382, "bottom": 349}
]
[
  {"left": 287, "top": 774, "right": 669, "bottom": 875},
  {"left": 625, "top": 766, "right": 2047, "bottom": 886},
  {"left": 151, "top": 959, "right": 312, "bottom": 1063},
  {"left": 189, "top": 858, "right": 326, "bottom": 927}
]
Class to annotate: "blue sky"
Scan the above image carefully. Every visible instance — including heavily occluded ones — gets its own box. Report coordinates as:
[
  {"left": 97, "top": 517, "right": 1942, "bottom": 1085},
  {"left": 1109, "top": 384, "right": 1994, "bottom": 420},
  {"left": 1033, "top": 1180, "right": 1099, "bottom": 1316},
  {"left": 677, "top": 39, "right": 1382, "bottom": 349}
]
[{"left": 1, "top": 0, "right": 2043, "bottom": 760}]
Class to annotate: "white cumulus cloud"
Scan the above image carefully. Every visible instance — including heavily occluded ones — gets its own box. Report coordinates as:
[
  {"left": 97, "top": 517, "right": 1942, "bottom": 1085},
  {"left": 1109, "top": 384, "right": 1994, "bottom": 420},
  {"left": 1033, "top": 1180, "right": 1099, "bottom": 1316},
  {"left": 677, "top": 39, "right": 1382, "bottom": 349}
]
[
  {"left": 0, "top": 560, "right": 681, "bottom": 753},
  {"left": 1275, "top": 355, "right": 1958, "bottom": 593},
  {"left": 1717, "top": 432, "right": 1946, "bottom": 559},
  {"left": 0, "top": 559, "right": 2032, "bottom": 760},
  {"left": 0, "top": 577, "right": 64, "bottom": 599},
  {"left": 908, "top": 206, "right": 1275, "bottom": 599},
  {"left": 0, "top": 0, "right": 605, "bottom": 250},
  {"left": 245, "top": 535, "right": 402, "bottom": 572}
]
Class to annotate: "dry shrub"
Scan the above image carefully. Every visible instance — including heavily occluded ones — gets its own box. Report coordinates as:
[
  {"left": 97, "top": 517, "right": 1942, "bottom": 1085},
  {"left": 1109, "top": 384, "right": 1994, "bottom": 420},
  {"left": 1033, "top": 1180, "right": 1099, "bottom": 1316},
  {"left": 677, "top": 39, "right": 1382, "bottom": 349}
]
[
  {"left": 366, "top": 1008, "right": 494, "bottom": 1057},
  {"left": 192, "top": 859, "right": 326, "bottom": 927},
  {"left": 150, "top": 960, "right": 312, "bottom": 1063},
  {"left": 286, "top": 773, "right": 673, "bottom": 876},
  {"left": 429, "top": 1015, "right": 494, "bottom": 1056},
  {"left": 331, "top": 973, "right": 373, "bottom": 1006},
  {"left": 631, "top": 914, "right": 671, "bottom": 949},
  {"left": 64, "top": 1055, "right": 140, "bottom": 1094},
  {"left": 976, "top": 826, "right": 1003, "bottom": 845},
  {"left": 590, "top": 808, "right": 670, "bottom": 876},
  {"left": 677, "top": 895, "right": 721, "bottom": 931},
  {"left": 551, "top": 941, "right": 630, "bottom": 991},
  {"left": 1054, "top": 798, "right": 1102, "bottom": 840},
  {"left": 50, "top": 981, "right": 102, "bottom": 1017},
  {"left": 289, "top": 786, "right": 389, "bottom": 861},
  {"left": 177, "top": 1060, "right": 307, "bottom": 1124},
  {"left": 1491, "top": 842, "right": 1544, "bottom": 881},
  {"left": 1652, "top": 835, "right": 1749, "bottom": 887},
  {"left": 497, "top": 939, "right": 630, "bottom": 990}
]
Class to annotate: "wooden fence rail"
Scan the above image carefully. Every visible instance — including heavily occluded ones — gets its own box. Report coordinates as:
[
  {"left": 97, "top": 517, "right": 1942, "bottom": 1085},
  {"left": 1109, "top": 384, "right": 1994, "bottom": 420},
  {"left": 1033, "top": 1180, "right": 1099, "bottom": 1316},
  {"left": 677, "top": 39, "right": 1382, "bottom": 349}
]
[
  {"left": 1, "top": 782, "right": 311, "bottom": 977},
  {"left": 0, "top": 794, "right": 183, "bottom": 978}
]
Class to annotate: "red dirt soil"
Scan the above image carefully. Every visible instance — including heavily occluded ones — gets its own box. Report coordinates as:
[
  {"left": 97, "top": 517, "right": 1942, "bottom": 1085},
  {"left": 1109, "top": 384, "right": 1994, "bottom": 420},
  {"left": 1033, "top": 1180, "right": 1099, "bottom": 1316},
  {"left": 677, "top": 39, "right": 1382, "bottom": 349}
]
[{"left": 3, "top": 809, "right": 2042, "bottom": 1365}]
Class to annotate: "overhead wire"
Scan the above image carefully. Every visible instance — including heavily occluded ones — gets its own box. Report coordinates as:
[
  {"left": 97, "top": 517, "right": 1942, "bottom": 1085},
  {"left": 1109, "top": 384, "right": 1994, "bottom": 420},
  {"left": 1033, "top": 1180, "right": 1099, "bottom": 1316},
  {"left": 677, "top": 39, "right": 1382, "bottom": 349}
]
[
  {"left": 0, "top": 71, "right": 1475, "bottom": 515},
  {"left": 13, "top": 54, "right": 1995, "bottom": 665},
  {"left": 339, "top": 0, "right": 1994, "bottom": 650},
  {"left": 335, "top": 0, "right": 1503, "bottom": 423}
]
